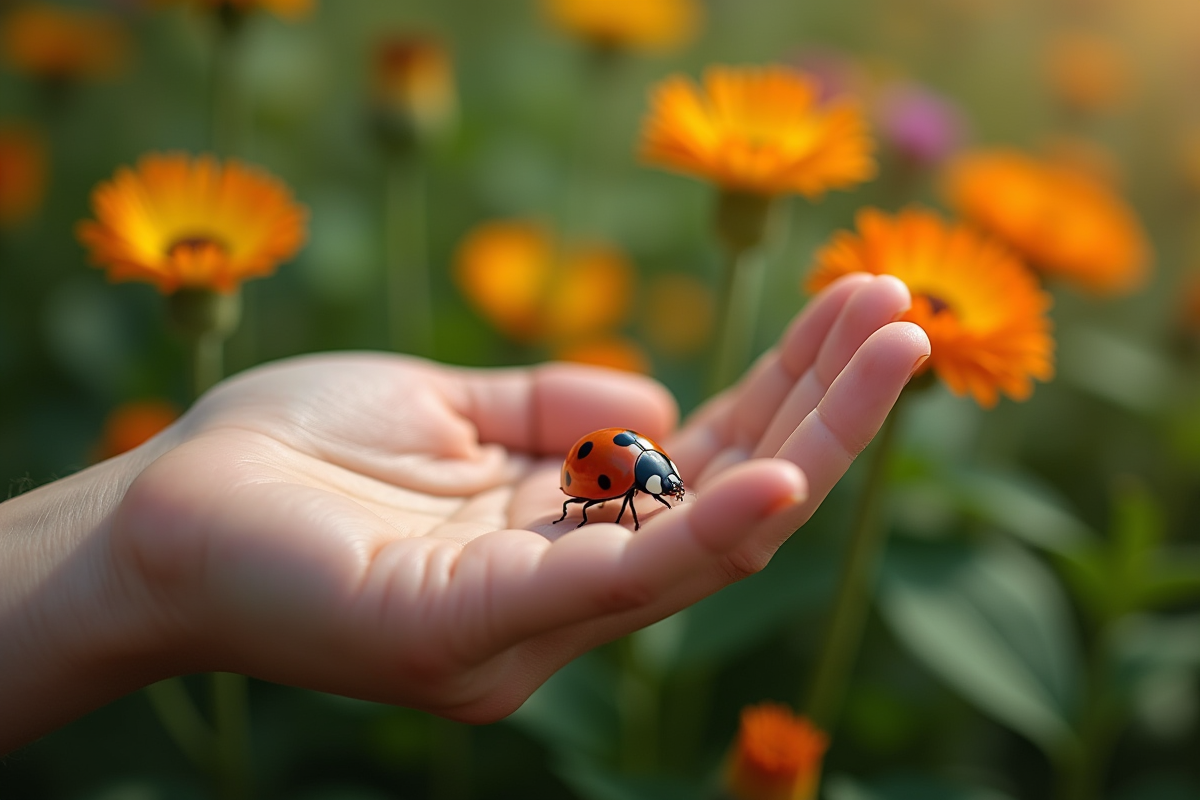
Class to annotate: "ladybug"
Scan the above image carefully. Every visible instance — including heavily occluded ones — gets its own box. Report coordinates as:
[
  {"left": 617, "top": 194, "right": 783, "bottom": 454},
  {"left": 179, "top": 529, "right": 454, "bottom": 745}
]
[{"left": 554, "top": 427, "right": 685, "bottom": 531}]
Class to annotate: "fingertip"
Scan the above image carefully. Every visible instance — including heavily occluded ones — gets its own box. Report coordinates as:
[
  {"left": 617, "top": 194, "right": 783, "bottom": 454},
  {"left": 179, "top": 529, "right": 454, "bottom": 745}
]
[
  {"left": 872, "top": 274, "right": 913, "bottom": 313},
  {"left": 686, "top": 459, "right": 808, "bottom": 551}
]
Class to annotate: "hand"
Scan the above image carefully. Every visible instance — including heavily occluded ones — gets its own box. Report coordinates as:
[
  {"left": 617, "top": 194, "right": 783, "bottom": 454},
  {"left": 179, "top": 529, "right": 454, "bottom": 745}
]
[{"left": 0, "top": 274, "right": 928, "bottom": 750}]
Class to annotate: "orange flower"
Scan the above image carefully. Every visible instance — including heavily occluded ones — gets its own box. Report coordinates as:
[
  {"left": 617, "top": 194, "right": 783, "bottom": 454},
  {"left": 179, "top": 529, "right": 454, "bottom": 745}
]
[
  {"left": 543, "top": 0, "right": 699, "bottom": 52},
  {"left": 96, "top": 400, "right": 179, "bottom": 461},
  {"left": 554, "top": 336, "right": 651, "bottom": 373},
  {"left": 1, "top": 4, "right": 128, "bottom": 81},
  {"left": 944, "top": 149, "right": 1150, "bottom": 295},
  {"left": 807, "top": 208, "right": 1055, "bottom": 408},
  {"left": 453, "top": 220, "right": 634, "bottom": 344},
  {"left": 1043, "top": 31, "right": 1130, "bottom": 115},
  {"left": 77, "top": 153, "right": 307, "bottom": 294},
  {"left": 640, "top": 65, "right": 875, "bottom": 197},
  {"left": 0, "top": 124, "right": 47, "bottom": 227},
  {"left": 372, "top": 35, "right": 457, "bottom": 143},
  {"left": 725, "top": 703, "right": 828, "bottom": 800}
]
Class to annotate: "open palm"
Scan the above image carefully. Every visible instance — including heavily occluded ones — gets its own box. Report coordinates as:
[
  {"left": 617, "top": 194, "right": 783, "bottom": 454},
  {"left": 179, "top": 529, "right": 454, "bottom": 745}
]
[{"left": 112, "top": 274, "right": 928, "bottom": 722}]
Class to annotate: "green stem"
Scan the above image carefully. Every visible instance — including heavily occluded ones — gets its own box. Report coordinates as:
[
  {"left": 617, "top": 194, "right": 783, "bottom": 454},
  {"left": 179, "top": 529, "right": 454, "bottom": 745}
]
[
  {"left": 1054, "top": 629, "right": 1118, "bottom": 800},
  {"left": 618, "top": 635, "right": 660, "bottom": 773},
  {"left": 803, "top": 394, "right": 906, "bottom": 730},
  {"left": 707, "top": 246, "right": 765, "bottom": 395},
  {"left": 144, "top": 679, "right": 215, "bottom": 771},
  {"left": 193, "top": 332, "right": 224, "bottom": 399},
  {"left": 385, "top": 153, "right": 434, "bottom": 356},
  {"left": 211, "top": 672, "right": 253, "bottom": 800}
]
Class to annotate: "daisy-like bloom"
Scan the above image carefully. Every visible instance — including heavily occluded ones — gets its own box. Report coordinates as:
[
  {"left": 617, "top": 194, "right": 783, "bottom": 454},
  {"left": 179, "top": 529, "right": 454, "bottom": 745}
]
[
  {"left": 807, "top": 207, "right": 1055, "bottom": 408},
  {"left": 1043, "top": 31, "right": 1130, "bottom": 116},
  {"left": 1, "top": 4, "right": 128, "bottom": 81},
  {"left": 95, "top": 400, "right": 179, "bottom": 461},
  {"left": 453, "top": 220, "right": 634, "bottom": 344},
  {"left": 76, "top": 153, "right": 308, "bottom": 294},
  {"left": 0, "top": 124, "right": 47, "bottom": 228},
  {"left": 543, "top": 0, "right": 699, "bottom": 53},
  {"left": 639, "top": 65, "right": 875, "bottom": 197},
  {"left": 725, "top": 703, "right": 828, "bottom": 800},
  {"left": 372, "top": 35, "right": 457, "bottom": 145},
  {"left": 944, "top": 149, "right": 1150, "bottom": 295}
]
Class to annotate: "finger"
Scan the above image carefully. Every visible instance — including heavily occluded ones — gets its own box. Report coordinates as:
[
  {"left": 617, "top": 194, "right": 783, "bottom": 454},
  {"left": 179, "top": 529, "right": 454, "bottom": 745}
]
[
  {"left": 780, "top": 321, "right": 929, "bottom": 524},
  {"left": 442, "top": 363, "right": 678, "bottom": 457},
  {"left": 753, "top": 275, "right": 912, "bottom": 459},
  {"left": 668, "top": 272, "right": 873, "bottom": 477},
  {"left": 459, "top": 459, "right": 806, "bottom": 658}
]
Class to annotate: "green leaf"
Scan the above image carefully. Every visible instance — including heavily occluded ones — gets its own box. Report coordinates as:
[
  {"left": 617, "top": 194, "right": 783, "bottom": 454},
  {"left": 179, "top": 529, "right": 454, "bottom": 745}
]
[
  {"left": 948, "top": 466, "right": 1095, "bottom": 555},
  {"left": 881, "top": 539, "right": 1081, "bottom": 755}
]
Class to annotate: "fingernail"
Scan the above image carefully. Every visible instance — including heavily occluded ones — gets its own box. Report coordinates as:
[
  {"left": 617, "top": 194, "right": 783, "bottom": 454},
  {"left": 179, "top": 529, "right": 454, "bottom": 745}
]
[{"left": 909, "top": 353, "right": 930, "bottom": 378}]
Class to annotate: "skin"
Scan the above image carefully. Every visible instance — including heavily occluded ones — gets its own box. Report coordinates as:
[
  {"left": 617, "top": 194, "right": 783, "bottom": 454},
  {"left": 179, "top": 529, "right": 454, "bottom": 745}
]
[{"left": 0, "top": 274, "right": 929, "bottom": 754}]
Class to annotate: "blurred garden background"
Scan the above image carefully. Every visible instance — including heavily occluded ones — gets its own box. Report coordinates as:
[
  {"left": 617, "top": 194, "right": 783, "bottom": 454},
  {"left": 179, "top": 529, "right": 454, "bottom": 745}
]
[{"left": 4, "top": 0, "right": 1200, "bottom": 798}]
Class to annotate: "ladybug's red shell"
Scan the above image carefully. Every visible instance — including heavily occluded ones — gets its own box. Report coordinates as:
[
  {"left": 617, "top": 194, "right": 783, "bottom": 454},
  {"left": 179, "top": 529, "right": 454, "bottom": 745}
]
[{"left": 560, "top": 427, "right": 678, "bottom": 499}]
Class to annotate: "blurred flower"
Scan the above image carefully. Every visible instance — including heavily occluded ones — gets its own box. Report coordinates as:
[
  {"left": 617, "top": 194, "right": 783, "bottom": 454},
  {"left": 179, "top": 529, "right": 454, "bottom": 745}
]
[
  {"left": 95, "top": 400, "right": 179, "bottom": 461},
  {"left": 641, "top": 272, "right": 715, "bottom": 356},
  {"left": 807, "top": 207, "right": 1055, "bottom": 408},
  {"left": 554, "top": 336, "right": 651, "bottom": 373},
  {"left": 543, "top": 0, "right": 699, "bottom": 53},
  {"left": 453, "top": 220, "right": 634, "bottom": 344},
  {"left": 875, "top": 81, "right": 965, "bottom": 167},
  {"left": 77, "top": 153, "right": 308, "bottom": 294},
  {"left": 1, "top": 4, "right": 128, "bottom": 81},
  {"left": 639, "top": 65, "right": 875, "bottom": 197},
  {"left": 944, "top": 148, "right": 1150, "bottom": 295},
  {"left": 724, "top": 703, "right": 828, "bottom": 800},
  {"left": 371, "top": 35, "right": 457, "bottom": 148},
  {"left": 1043, "top": 31, "right": 1130, "bottom": 116},
  {"left": 0, "top": 123, "right": 47, "bottom": 227},
  {"left": 166, "top": 0, "right": 313, "bottom": 21}
]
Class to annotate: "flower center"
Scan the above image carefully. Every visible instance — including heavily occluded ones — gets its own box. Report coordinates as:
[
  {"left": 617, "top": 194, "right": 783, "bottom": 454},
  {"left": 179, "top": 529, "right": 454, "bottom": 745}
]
[
  {"left": 167, "top": 235, "right": 229, "bottom": 258},
  {"left": 918, "top": 292, "right": 954, "bottom": 316}
]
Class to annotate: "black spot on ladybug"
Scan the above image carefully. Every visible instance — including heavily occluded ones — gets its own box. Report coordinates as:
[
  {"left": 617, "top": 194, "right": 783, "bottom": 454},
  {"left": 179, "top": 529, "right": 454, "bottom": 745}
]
[
  {"left": 577, "top": 441, "right": 594, "bottom": 459},
  {"left": 598, "top": 474, "right": 612, "bottom": 491},
  {"left": 565, "top": 472, "right": 572, "bottom": 487},
  {"left": 612, "top": 431, "right": 636, "bottom": 447}
]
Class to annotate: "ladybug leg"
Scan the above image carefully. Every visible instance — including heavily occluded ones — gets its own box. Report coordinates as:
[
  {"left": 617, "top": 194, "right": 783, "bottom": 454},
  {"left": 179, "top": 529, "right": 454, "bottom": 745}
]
[
  {"left": 577, "top": 499, "right": 606, "bottom": 528},
  {"left": 554, "top": 497, "right": 587, "bottom": 525},
  {"left": 653, "top": 495, "right": 673, "bottom": 511},
  {"left": 628, "top": 492, "right": 642, "bottom": 531},
  {"left": 614, "top": 490, "right": 635, "bottom": 526}
]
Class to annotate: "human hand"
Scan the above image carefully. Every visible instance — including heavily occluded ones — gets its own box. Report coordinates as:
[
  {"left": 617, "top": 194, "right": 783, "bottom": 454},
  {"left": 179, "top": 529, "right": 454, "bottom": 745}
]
[{"left": 0, "top": 274, "right": 928, "bottom": 749}]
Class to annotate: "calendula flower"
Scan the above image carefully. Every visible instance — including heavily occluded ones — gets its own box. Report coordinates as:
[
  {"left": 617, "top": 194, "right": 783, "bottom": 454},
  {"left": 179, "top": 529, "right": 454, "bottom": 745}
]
[
  {"left": 555, "top": 336, "right": 651, "bottom": 374},
  {"left": 639, "top": 65, "right": 875, "bottom": 197},
  {"left": 807, "top": 207, "right": 1055, "bottom": 408},
  {"left": 1044, "top": 31, "right": 1130, "bottom": 115},
  {"left": 96, "top": 400, "right": 179, "bottom": 461},
  {"left": 77, "top": 153, "right": 308, "bottom": 294},
  {"left": 372, "top": 35, "right": 457, "bottom": 147},
  {"left": 944, "top": 149, "right": 1150, "bottom": 295},
  {"left": 0, "top": 124, "right": 47, "bottom": 227},
  {"left": 725, "top": 703, "right": 828, "bottom": 800},
  {"left": 453, "top": 220, "right": 634, "bottom": 344},
  {"left": 1, "top": 4, "right": 128, "bottom": 81},
  {"left": 543, "top": 0, "right": 699, "bottom": 52}
]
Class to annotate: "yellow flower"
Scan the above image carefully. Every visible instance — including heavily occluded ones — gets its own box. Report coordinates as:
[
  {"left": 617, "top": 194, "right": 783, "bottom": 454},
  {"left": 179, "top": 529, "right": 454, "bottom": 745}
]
[
  {"left": 807, "top": 207, "right": 1055, "bottom": 408},
  {"left": 0, "top": 123, "right": 47, "bottom": 228},
  {"left": 639, "top": 65, "right": 875, "bottom": 197},
  {"left": 1, "top": 4, "right": 128, "bottom": 81},
  {"left": 543, "top": 0, "right": 699, "bottom": 52},
  {"left": 95, "top": 400, "right": 179, "bottom": 462},
  {"left": 77, "top": 153, "right": 308, "bottom": 294},
  {"left": 372, "top": 35, "right": 457, "bottom": 144},
  {"left": 944, "top": 148, "right": 1150, "bottom": 296},
  {"left": 725, "top": 703, "right": 828, "bottom": 800},
  {"left": 1043, "top": 31, "right": 1130, "bottom": 115},
  {"left": 453, "top": 220, "right": 634, "bottom": 344}
]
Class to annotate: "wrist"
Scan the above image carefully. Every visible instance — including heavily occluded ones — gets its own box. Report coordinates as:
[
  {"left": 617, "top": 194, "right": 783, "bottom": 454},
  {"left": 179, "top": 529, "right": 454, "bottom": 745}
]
[{"left": 0, "top": 437, "right": 179, "bottom": 753}]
